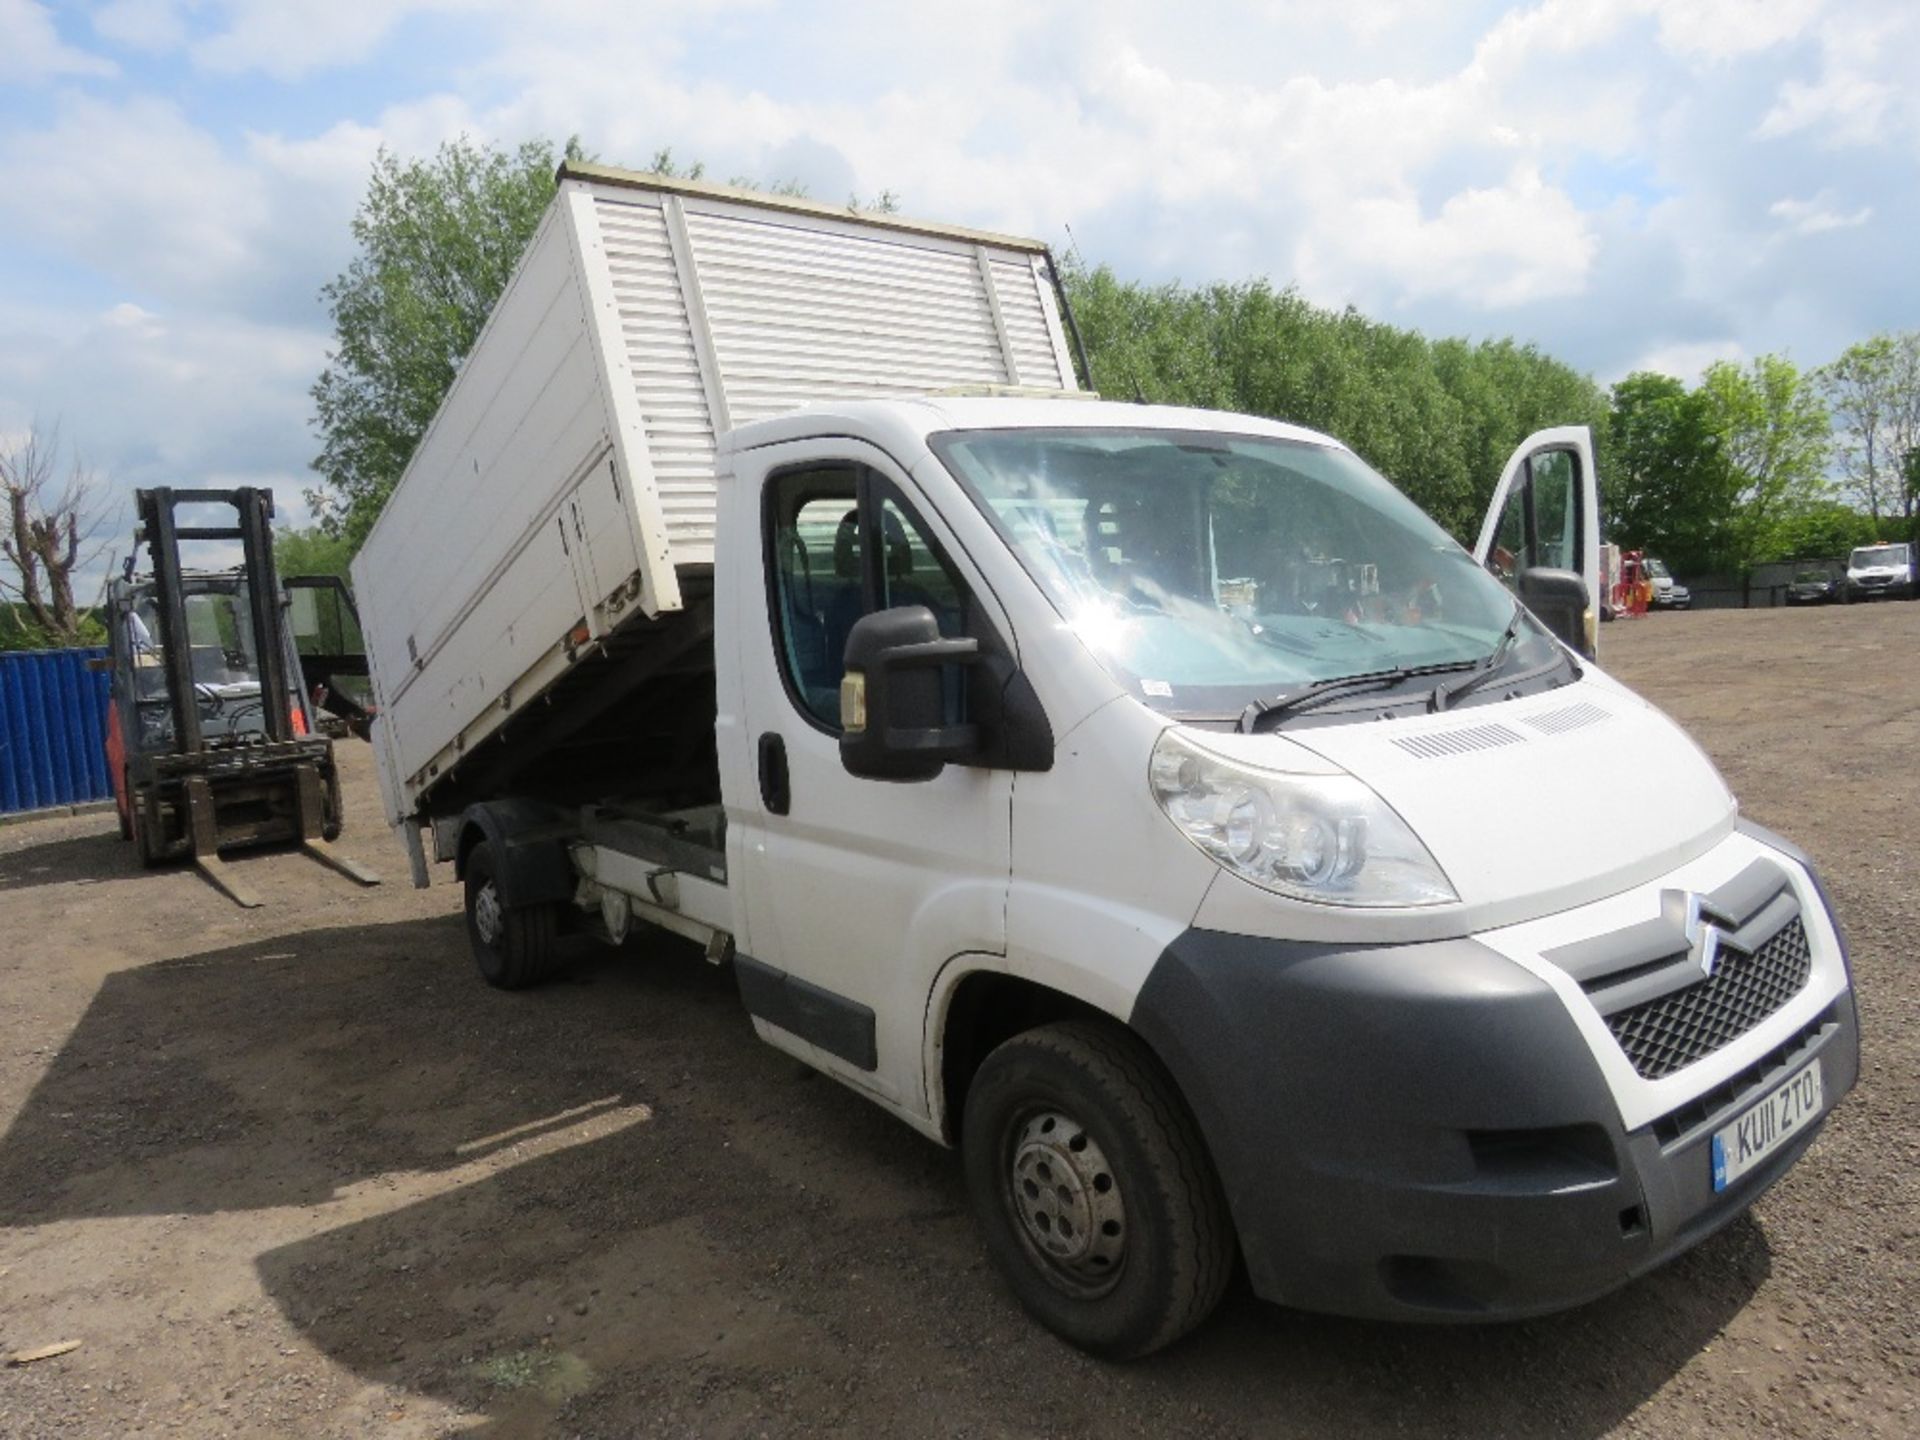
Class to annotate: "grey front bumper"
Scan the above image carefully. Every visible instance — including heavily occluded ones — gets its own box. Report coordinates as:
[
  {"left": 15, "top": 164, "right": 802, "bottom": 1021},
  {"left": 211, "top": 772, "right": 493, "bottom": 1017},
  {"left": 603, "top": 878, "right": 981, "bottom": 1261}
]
[{"left": 1128, "top": 911, "right": 1859, "bottom": 1321}]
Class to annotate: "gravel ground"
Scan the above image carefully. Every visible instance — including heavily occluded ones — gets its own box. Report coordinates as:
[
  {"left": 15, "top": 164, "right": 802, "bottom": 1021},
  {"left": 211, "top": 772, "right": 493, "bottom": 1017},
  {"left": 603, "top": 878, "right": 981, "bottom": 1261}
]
[{"left": 0, "top": 603, "right": 1914, "bottom": 1438}]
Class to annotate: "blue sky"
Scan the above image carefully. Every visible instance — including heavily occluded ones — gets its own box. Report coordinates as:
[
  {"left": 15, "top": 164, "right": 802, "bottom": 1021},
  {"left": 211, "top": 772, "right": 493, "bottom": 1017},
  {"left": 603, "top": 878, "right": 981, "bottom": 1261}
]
[{"left": 2, "top": 0, "right": 1916, "bottom": 587}]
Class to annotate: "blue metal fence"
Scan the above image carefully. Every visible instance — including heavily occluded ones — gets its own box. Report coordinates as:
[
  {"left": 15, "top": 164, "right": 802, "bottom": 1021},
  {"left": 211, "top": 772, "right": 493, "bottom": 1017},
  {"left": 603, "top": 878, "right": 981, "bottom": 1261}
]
[{"left": 0, "top": 647, "right": 112, "bottom": 816}]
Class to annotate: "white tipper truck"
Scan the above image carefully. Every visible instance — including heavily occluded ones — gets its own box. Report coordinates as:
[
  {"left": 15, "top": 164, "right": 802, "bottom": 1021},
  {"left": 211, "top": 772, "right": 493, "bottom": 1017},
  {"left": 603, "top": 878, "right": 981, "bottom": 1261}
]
[{"left": 356, "top": 162, "right": 1858, "bottom": 1357}]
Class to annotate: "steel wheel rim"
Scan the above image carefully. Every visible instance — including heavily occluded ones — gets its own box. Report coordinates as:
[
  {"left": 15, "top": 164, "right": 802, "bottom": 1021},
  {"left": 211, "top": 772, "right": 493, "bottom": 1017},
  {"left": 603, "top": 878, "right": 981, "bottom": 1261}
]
[
  {"left": 472, "top": 879, "right": 503, "bottom": 946},
  {"left": 1005, "top": 1107, "right": 1127, "bottom": 1296}
]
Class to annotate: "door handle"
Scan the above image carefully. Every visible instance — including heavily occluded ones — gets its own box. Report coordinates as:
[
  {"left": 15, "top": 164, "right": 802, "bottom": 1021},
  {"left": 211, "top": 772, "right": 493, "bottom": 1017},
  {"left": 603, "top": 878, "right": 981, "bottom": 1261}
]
[{"left": 757, "top": 732, "right": 791, "bottom": 816}]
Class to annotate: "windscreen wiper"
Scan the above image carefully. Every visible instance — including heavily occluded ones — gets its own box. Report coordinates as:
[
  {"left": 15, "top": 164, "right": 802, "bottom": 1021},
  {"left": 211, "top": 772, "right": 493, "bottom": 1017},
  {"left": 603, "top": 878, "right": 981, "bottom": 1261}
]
[
  {"left": 1239, "top": 660, "right": 1476, "bottom": 734},
  {"left": 1429, "top": 606, "right": 1524, "bottom": 713}
]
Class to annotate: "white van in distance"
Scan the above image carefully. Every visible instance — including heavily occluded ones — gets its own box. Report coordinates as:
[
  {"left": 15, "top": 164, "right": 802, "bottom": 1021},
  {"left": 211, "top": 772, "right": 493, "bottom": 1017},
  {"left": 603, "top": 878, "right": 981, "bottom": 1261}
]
[
  {"left": 1845, "top": 542, "right": 1915, "bottom": 601},
  {"left": 355, "top": 165, "right": 1859, "bottom": 1357}
]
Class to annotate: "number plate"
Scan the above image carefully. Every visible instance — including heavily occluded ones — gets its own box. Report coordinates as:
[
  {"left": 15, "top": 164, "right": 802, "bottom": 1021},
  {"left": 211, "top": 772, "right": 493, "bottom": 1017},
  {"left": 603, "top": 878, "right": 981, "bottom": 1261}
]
[{"left": 1711, "top": 1060, "right": 1824, "bottom": 1192}]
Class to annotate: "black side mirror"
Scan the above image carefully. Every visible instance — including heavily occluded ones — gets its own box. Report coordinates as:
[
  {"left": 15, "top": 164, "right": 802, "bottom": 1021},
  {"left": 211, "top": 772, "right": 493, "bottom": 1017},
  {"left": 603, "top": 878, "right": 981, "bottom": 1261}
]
[
  {"left": 1518, "top": 567, "right": 1594, "bottom": 659},
  {"left": 840, "top": 606, "right": 980, "bottom": 782}
]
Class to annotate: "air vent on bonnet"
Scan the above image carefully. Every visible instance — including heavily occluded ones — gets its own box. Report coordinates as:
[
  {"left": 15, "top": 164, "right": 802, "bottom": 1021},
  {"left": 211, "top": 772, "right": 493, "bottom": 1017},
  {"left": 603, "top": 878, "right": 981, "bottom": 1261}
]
[
  {"left": 1392, "top": 723, "right": 1524, "bottom": 759},
  {"left": 1390, "top": 700, "right": 1614, "bottom": 760},
  {"left": 1524, "top": 701, "right": 1612, "bottom": 736}
]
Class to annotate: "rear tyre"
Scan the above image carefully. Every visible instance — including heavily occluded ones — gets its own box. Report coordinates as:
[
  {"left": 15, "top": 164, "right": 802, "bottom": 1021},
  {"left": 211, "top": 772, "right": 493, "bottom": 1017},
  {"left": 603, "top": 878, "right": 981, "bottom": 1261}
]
[
  {"left": 463, "top": 841, "right": 557, "bottom": 990},
  {"left": 961, "top": 1020, "right": 1234, "bottom": 1358},
  {"left": 116, "top": 770, "right": 133, "bottom": 841}
]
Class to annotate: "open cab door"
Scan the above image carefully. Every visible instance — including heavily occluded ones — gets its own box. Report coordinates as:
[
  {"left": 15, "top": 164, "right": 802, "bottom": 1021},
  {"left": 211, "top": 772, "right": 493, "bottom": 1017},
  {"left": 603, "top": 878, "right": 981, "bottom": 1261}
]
[
  {"left": 285, "top": 575, "right": 374, "bottom": 738},
  {"left": 1473, "top": 426, "right": 1602, "bottom": 660}
]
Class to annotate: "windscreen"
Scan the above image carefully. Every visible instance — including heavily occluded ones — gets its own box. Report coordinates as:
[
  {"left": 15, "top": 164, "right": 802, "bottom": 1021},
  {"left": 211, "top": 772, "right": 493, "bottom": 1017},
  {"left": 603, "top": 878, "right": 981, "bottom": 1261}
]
[
  {"left": 124, "top": 578, "right": 293, "bottom": 750},
  {"left": 1851, "top": 544, "right": 1909, "bottom": 569},
  {"left": 935, "top": 427, "right": 1551, "bottom": 718}
]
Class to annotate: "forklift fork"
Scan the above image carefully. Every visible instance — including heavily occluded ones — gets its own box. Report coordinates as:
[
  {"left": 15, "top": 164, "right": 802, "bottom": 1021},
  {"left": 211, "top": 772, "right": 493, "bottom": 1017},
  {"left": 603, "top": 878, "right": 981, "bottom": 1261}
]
[
  {"left": 293, "top": 763, "right": 381, "bottom": 887},
  {"left": 182, "top": 775, "right": 263, "bottom": 909}
]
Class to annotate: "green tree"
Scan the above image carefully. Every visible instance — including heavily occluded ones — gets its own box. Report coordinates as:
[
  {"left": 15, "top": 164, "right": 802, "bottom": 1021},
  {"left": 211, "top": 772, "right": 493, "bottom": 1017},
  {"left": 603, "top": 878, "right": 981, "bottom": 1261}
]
[
  {"left": 1061, "top": 264, "right": 1605, "bottom": 542},
  {"left": 274, "top": 525, "right": 355, "bottom": 580},
  {"left": 310, "top": 135, "right": 589, "bottom": 548},
  {"left": 1603, "top": 372, "right": 1735, "bottom": 575},
  {"left": 1758, "top": 499, "right": 1878, "bottom": 563},
  {"left": 1817, "top": 332, "right": 1920, "bottom": 539},
  {"left": 1697, "top": 355, "right": 1832, "bottom": 577},
  {"left": 1905, "top": 447, "right": 1920, "bottom": 530}
]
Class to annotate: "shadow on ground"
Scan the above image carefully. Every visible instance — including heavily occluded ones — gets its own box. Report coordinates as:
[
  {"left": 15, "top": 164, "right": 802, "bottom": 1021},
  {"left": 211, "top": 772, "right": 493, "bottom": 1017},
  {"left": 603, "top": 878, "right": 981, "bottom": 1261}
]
[
  {"left": 0, "top": 825, "right": 135, "bottom": 893},
  {"left": 0, "top": 918, "right": 779, "bottom": 1223},
  {"left": 254, "top": 1106, "right": 1771, "bottom": 1440},
  {"left": 0, "top": 917, "right": 1771, "bottom": 1437}
]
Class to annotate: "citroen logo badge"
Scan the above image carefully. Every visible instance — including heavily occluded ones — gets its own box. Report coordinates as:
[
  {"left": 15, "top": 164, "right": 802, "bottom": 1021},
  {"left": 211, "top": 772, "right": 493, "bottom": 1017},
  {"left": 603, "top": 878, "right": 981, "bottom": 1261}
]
[{"left": 1663, "top": 889, "right": 1725, "bottom": 978}]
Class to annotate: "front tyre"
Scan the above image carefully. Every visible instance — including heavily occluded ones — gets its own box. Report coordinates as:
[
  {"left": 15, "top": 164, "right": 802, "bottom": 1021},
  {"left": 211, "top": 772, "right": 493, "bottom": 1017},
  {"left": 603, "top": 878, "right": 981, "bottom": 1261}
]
[
  {"left": 961, "top": 1021, "right": 1233, "bottom": 1358},
  {"left": 463, "top": 841, "right": 557, "bottom": 990}
]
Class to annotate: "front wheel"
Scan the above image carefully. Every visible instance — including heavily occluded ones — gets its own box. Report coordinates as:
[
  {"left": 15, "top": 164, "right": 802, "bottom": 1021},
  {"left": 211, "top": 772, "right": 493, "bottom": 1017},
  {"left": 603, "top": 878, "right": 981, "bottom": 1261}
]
[
  {"left": 463, "top": 841, "right": 557, "bottom": 990},
  {"left": 130, "top": 791, "right": 166, "bottom": 869},
  {"left": 961, "top": 1021, "right": 1234, "bottom": 1358}
]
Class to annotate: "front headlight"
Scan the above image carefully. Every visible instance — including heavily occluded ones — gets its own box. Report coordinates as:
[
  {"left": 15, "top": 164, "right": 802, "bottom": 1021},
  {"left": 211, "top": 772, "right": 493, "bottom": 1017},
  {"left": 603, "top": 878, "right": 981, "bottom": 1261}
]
[{"left": 1149, "top": 729, "right": 1457, "bottom": 907}]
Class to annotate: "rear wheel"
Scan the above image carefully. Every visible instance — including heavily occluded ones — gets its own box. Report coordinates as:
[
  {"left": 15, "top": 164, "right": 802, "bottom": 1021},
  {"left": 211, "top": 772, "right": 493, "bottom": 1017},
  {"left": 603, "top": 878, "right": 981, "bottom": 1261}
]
[
  {"left": 961, "top": 1020, "right": 1233, "bottom": 1358},
  {"left": 463, "top": 841, "right": 557, "bottom": 989},
  {"left": 116, "top": 770, "right": 133, "bottom": 841}
]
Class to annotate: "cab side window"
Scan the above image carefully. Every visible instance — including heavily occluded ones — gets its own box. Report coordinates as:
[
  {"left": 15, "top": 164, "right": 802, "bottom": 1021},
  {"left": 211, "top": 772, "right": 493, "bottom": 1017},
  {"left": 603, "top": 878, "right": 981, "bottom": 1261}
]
[
  {"left": 1529, "top": 451, "right": 1577, "bottom": 572},
  {"left": 768, "top": 470, "right": 859, "bottom": 727},
  {"left": 1488, "top": 448, "right": 1580, "bottom": 590},
  {"left": 877, "top": 493, "right": 967, "bottom": 638},
  {"left": 767, "top": 467, "right": 975, "bottom": 732}
]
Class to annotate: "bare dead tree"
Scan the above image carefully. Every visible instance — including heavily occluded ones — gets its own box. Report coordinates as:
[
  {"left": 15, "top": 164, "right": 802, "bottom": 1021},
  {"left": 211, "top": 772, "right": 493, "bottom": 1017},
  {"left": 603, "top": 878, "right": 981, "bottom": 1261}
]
[{"left": 0, "top": 422, "right": 111, "bottom": 647}]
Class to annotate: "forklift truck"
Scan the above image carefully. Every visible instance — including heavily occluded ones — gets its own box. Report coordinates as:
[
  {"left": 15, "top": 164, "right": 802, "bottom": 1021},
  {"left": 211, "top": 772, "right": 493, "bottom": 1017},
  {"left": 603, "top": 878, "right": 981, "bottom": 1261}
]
[{"left": 102, "top": 486, "right": 378, "bottom": 906}]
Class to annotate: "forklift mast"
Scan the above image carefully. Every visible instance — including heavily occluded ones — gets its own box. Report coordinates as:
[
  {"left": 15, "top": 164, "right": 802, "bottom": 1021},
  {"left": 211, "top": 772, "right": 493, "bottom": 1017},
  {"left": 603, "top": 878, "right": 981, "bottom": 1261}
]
[{"left": 138, "top": 486, "right": 297, "bottom": 754}]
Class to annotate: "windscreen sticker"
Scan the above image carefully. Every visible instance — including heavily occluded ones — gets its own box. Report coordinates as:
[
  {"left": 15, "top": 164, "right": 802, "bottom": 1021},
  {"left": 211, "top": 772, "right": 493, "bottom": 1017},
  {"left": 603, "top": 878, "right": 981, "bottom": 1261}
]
[{"left": 1140, "top": 679, "right": 1173, "bottom": 698}]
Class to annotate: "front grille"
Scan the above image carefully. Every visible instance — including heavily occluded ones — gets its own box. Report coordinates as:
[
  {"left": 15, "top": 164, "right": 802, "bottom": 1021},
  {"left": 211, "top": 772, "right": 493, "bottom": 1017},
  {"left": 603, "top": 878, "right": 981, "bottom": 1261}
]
[
  {"left": 1650, "top": 1002, "right": 1839, "bottom": 1146},
  {"left": 1607, "top": 918, "right": 1812, "bottom": 1079}
]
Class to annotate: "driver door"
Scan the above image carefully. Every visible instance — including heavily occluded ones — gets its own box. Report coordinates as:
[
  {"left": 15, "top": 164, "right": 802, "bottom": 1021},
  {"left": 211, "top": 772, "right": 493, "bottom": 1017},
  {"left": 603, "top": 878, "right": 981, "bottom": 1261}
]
[{"left": 1473, "top": 426, "right": 1602, "bottom": 658}]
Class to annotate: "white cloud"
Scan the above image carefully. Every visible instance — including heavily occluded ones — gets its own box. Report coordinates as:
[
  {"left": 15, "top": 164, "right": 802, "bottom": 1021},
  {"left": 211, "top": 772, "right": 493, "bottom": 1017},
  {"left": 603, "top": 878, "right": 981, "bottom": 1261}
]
[
  {"left": 1, "top": 0, "right": 116, "bottom": 81},
  {"left": 1755, "top": 3, "right": 1916, "bottom": 146},
  {"left": 1653, "top": 0, "right": 1823, "bottom": 61},
  {"left": 191, "top": 0, "right": 430, "bottom": 80},
  {"left": 1302, "top": 167, "right": 1599, "bottom": 310},
  {"left": 0, "top": 294, "right": 329, "bottom": 588},
  {"left": 1769, "top": 192, "right": 1873, "bottom": 235},
  {"left": 90, "top": 0, "right": 187, "bottom": 51},
  {"left": 1617, "top": 338, "right": 1745, "bottom": 386},
  {"left": 0, "top": 96, "right": 268, "bottom": 299},
  {"left": 1759, "top": 74, "right": 1894, "bottom": 145}
]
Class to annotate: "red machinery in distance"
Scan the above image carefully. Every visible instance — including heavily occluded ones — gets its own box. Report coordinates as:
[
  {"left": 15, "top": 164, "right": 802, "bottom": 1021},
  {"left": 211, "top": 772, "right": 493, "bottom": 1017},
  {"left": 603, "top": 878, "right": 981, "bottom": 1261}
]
[{"left": 1602, "top": 544, "right": 1654, "bottom": 619}]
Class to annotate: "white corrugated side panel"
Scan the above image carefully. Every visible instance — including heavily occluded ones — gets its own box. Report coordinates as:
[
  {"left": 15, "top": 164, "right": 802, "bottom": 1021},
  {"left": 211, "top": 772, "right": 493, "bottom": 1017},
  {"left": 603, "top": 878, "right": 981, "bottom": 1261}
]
[
  {"left": 990, "top": 255, "right": 1075, "bottom": 389},
  {"left": 354, "top": 205, "right": 620, "bottom": 809},
  {"left": 591, "top": 194, "right": 721, "bottom": 554},
  {"left": 580, "top": 182, "right": 1079, "bottom": 567},
  {"left": 688, "top": 207, "right": 1012, "bottom": 425}
]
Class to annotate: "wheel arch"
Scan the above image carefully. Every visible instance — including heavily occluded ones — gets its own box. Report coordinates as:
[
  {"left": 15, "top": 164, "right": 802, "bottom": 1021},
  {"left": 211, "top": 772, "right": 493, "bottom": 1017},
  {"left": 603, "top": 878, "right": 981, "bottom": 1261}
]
[
  {"left": 926, "top": 958, "right": 1213, "bottom": 1161},
  {"left": 452, "top": 798, "right": 576, "bottom": 909}
]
